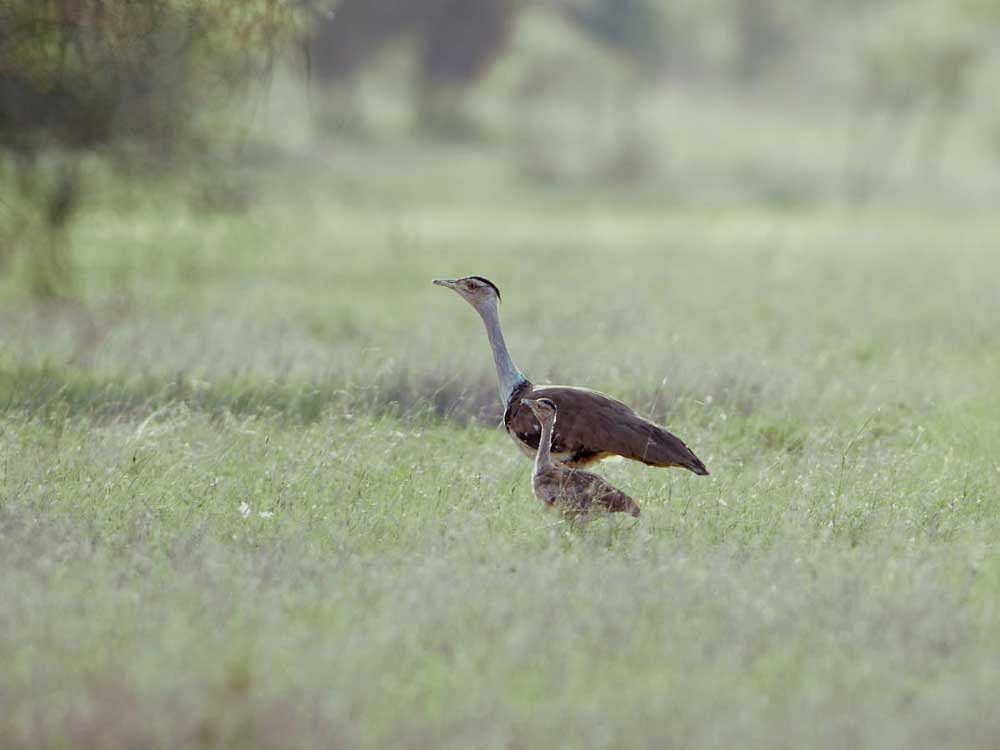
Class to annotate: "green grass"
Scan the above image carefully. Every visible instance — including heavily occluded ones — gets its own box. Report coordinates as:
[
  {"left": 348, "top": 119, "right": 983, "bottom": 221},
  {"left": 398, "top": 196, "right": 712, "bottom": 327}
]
[{"left": 4, "top": 82, "right": 1000, "bottom": 747}]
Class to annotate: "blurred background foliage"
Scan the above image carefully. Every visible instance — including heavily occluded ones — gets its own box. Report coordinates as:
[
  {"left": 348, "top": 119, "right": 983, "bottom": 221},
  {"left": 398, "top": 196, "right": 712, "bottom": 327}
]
[
  {"left": 1, "top": 0, "right": 1000, "bottom": 299},
  {"left": 0, "top": 0, "right": 307, "bottom": 296},
  {"left": 6, "top": 7, "right": 1000, "bottom": 747}
]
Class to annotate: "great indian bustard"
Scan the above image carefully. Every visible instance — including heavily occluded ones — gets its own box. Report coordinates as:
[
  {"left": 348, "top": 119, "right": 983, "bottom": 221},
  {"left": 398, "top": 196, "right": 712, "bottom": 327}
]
[
  {"left": 433, "top": 276, "right": 708, "bottom": 475},
  {"left": 524, "top": 397, "right": 640, "bottom": 517}
]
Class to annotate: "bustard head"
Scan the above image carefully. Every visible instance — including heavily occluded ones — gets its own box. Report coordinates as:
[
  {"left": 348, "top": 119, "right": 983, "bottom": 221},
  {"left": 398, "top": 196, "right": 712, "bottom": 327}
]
[
  {"left": 523, "top": 397, "right": 557, "bottom": 424},
  {"left": 433, "top": 276, "right": 501, "bottom": 310}
]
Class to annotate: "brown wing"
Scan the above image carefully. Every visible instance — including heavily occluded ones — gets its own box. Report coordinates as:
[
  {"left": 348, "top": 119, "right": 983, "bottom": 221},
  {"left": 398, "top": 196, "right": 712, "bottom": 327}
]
[
  {"left": 534, "top": 466, "right": 640, "bottom": 517},
  {"left": 564, "top": 470, "right": 640, "bottom": 516},
  {"left": 507, "top": 384, "right": 708, "bottom": 474}
]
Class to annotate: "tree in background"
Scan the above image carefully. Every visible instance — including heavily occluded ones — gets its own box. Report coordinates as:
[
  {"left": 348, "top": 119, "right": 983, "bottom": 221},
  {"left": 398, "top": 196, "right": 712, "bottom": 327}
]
[
  {"left": 307, "top": 0, "right": 517, "bottom": 137},
  {"left": 847, "top": 1, "right": 987, "bottom": 202},
  {"left": 552, "top": 0, "right": 669, "bottom": 72},
  {"left": 306, "top": 0, "right": 679, "bottom": 138},
  {"left": 0, "top": 0, "right": 304, "bottom": 297}
]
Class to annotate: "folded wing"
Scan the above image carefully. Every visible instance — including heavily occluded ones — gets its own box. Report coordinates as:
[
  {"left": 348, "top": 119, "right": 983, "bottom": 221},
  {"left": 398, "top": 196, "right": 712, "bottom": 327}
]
[
  {"left": 565, "top": 470, "right": 640, "bottom": 516},
  {"left": 507, "top": 384, "right": 708, "bottom": 474}
]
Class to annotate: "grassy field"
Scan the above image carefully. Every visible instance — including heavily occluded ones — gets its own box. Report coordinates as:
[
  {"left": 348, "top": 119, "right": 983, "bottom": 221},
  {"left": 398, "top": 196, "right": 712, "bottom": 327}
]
[{"left": 3, "top": 87, "right": 1000, "bottom": 747}]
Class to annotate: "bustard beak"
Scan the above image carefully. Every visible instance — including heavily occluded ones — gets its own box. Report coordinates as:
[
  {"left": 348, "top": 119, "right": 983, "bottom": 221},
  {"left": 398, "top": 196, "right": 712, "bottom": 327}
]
[{"left": 432, "top": 278, "right": 457, "bottom": 288}]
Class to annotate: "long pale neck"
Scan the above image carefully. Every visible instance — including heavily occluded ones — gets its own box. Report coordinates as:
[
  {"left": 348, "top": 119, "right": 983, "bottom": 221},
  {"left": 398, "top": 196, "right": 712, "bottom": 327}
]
[
  {"left": 477, "top": 301, "right": 526, "bottom": 403},
  {"left": 534, "top": 417, "right": 555, "bottom": 473}
]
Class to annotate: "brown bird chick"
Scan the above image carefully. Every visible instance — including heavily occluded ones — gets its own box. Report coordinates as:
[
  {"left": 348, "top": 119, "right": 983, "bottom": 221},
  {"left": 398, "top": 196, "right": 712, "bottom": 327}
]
[
  {"left": 524, "top": 397, "right": 640, "bottom": 518},
  {"left": 433, "top": 276, "right": 708, "bottom": 475}
]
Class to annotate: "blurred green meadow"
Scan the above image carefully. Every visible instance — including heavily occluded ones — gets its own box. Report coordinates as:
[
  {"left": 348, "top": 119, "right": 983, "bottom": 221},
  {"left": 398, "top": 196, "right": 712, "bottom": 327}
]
[{"left": 4, "top": 3, "right": 1000, "bottom": 748}]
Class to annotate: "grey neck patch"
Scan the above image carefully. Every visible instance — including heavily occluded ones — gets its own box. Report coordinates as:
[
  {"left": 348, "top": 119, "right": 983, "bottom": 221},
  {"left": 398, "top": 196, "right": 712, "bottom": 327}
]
[
  {"left": 477, "top": 300, "right": 526, "bottom": 404},
  {"left": 534, "top": 416, "right": 556, "bottom": 471}
]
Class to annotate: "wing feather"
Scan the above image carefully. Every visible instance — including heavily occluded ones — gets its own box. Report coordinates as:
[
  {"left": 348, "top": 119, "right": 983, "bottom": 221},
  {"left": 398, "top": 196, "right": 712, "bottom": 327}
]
[
  {"left": 566, "top": 470, "right": 640, "bottom": 516},
  {"left": 507, "top": 384, "right": 708, "bottom": 474}
]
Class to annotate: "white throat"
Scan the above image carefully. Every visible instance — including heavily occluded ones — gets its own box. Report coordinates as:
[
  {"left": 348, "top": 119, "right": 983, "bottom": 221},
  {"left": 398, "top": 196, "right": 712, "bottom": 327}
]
[{"left": 476, "top": 299, "right": 526, "bottom": 404}]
